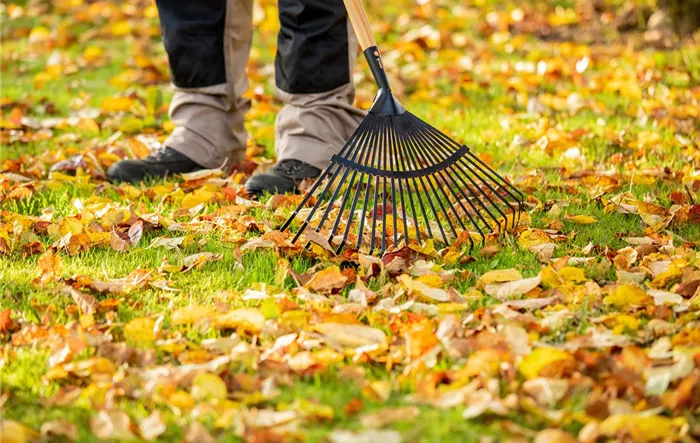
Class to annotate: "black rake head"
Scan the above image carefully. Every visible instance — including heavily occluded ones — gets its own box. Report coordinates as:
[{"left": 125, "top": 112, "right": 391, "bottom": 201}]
[{"left": 279, "top": 47, "right": 524, "bottom": 256}]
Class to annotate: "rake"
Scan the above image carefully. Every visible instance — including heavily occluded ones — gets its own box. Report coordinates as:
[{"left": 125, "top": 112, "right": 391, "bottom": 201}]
[{"left": 280, "top": 0, "right": 524, "bottom": 255}]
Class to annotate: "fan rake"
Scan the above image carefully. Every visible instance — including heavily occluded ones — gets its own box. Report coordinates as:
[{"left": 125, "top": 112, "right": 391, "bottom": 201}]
[{"left": 280, "top": 0, "right": 524, "bottom": 255}]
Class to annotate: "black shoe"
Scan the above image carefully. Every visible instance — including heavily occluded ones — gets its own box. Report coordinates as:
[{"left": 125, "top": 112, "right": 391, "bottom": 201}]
[
  {"left": 245, "top": 159, "right": 321, "bottom": 196},
  {"left": 107, "top": 148, "right": 204, "bottom": 183}
]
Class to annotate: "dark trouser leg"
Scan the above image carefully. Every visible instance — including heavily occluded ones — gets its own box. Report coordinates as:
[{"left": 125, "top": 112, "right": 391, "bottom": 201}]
[
  {"left": 274, "top": 0, "right": 365, "bottom": 170},
  {"left": 155, "top": 0, "right": 252, "bottom": 169}
]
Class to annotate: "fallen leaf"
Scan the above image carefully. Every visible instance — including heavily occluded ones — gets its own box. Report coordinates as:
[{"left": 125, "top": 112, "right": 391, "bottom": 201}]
[
  {"left": 0, "top": 420, "right": 38, "bottom": 443},
  {"left": 190, "top": 372, "right": 228, "bottom": 401},
  {"left": 40, "top": 420, "right": 78, "bottom": 442},
  {"left": 329, "top": 429, "right": 402, "bottom": 443},
  {"left": 478, "top": 268, "right": 522, "bottom": 285},
  {"left": 90, "top": 410, "right": 135, "bottom": 440},
  {"left": 171, "top": 305, "right": 216, "bottom": 325},
  {"left": 519, "top": 348, "right": 573, "bottom": 380},
  {"left": 62, "top": 286, "right": 97, "bottom": 316},
  {"left": 484, "top": 274, "right": 542, "bottom": 300},
  {"left": 604, "top": 284, "right": 652, "bottom": 307},
  {"left": 397, "top": 274, "right": 449, "bottom": 302},
  {"left": 598, "top": 413, "right": 686, "bottom": 442},
  {"left": 138, "top": 411, "right": 166, "bottom": 441},
  {"left": 215, "top": 308, "right": 265, "bottom": 334},
  {"left": 564, "top": 214, "right": 597, "bottom": 225},
  {"left": 123, "top": 317, "right": 157, "bottom": 348},
  {"left": 305, "top": 266, "right": 348, "bottom": 293},
  {"left": 533, "top": 429, "right": 576, "bottom": 443},
  {"left": 314, "top": 323, "right": 388, "bottom": 351},
  {"left": 358, "top": 406, "right": 420, "bottom": 428}
]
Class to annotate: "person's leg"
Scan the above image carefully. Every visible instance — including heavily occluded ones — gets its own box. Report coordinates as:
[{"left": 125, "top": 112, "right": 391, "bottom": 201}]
[
  {"left": 108, "top": 0, "right": 253, "bottom": 183},
  {"left": 245, "top": 0, "right": 365, "bottom": 195}
]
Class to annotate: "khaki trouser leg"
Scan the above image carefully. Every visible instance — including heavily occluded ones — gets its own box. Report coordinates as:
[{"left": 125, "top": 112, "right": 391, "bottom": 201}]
[
  {"left": 274, "top": 19, "right": 366, "bottom": 171},
  {"left": 165, "top": 0, "right": 252, "bottom": 170}
]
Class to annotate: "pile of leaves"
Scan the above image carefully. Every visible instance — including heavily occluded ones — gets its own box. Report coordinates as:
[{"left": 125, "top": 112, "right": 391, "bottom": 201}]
[{"left": 1, "top": 0, "right": 699, "bottom": 441}]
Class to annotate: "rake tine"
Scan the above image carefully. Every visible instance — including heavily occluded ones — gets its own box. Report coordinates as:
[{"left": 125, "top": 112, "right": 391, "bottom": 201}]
[
  {"left": 280, "top": 167, "right": 331, "bottom": 233},
  {"left": 394, "top": 119, "right": 424, "bottom": 244},
  {"left": 459, "top": 156, "right": 517, "bottom": 231},
  {"left": 368, "top": 118, "right": 386, "bottom": 254},
  {"left": 394, "top": 124, "right": 434, "bottom": 243},
  {"left": 403, "top": 118, "right": 468, "bottom": 236},
  {"left": 354, "top": 116, "right": 384, "bottom": 251},
  {"left": 316, "top": 116, "right": 376, "bottom": 240},
  {"left": 421, "top": 123, "right": 521, "bottom": 231},
  {"left": 387, "top": 116, "right": 408, "bottom": 246},
  {"left": 380, "top": 118, "right": 390, "bottom": 254},
  {"left": 329, "top": 117, "right": 379, "bottom": 252},
  {"left": 404, "top": 119, "right": 482, "bottom": 249},
  {"left": 409, "top": 121, "right": 498, "bottom": 240},
  {"left": 400, "top": 117, "right": 454, "bottom": 243},
  {"left": 387, "top": 116, "right": 399, "bottom": 248},
  {"left": 465, "top": 151, "right": 524, "bottom": 229},
  {"left": 419, "top": 123, "right": 515, "bottom": 232},
  {"left": 285, "top": 117, "right": 370, "bottom": 238}
]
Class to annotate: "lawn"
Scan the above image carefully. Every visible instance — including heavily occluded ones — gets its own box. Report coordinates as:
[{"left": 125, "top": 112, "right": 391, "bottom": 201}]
[{"left": 1, "top": 0, "right": 699, "bottom": 442}]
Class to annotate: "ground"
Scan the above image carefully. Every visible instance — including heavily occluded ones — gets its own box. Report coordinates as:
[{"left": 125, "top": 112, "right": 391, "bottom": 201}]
[{"left": 1, "top": 0, "right": 700, "bottom": 442}]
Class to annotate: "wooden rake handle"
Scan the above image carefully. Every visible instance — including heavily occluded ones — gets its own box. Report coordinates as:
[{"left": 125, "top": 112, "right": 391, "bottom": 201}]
[{"left": 343, "top": 0, "right": 377, "bottom": 50}]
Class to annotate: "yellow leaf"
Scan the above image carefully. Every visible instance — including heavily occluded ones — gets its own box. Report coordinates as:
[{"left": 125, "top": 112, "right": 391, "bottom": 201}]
[
  {"left": 215, "top": 308, "right": 265, "bottom": 334},
  {"left": 110, "top": 20, "right": 131, "bottom": 36},
  {"left": 83, "top": 46, "right": 104, "bottom": 63},
  {"left": 599, "top": 414, "right": 686, "bottom": 442},
  {"left": 100, "top": 97, "right": 134, "bottom": 113},
  {"left": 416, "top": 274, "right": 443, "bottom": 288},
  {"left": 612, "top": 314, "right": 640, "bottom": 334},
  {"left": 518, "top": 229, "right": 552, "bottom": 250},
  {"left": 603, "top": 284, "right": 652, "bottom": 307},
  {"left": 190, "top": 373, "right": 227, "bottom": 401},
  {"left": 409, "top": 239, "right": 437, "bottom": 257},
  {"left": 181, "top": 189, "right": 216, "bottom": 210},
  {"left": 397, "top": 274, "right": 449, "bottom": 302},
  {"left": 649, "top": 263, "right": 682, "bottom": 289},
  {"left": 75, "top": 118, "right": 100, "bottom": 134},
  {"left": 28, "top": 26, "right": 51, "bottom": 43},
  {"left": 519, "top": 348, "right": 573, "bottom": 380},
  {"left": 123, "top": 317, "right": 156, "bottom": 348},
  {"left": 564, "top": 214, "right": 597, "bottom": 225},
  {"left": 558, "top": 267, "right": 587, "bottom": 283},
  {"left": 542, "top": 266, "right": 587, "bottom": 288},
  {"left": 463, "top": 349, "right": 503, "bottom": 377},
  {"left": 0, "top": 420, "right": 38, "bottom": 443},
  {"left": 168, "top": 390, "right": 195, "bottom": 411},
  {"left": 171, "top": 305, "right": 215, "bottom": 325},
  {"left": 478, "top": 268, "right": 522, "bottom": 286}
]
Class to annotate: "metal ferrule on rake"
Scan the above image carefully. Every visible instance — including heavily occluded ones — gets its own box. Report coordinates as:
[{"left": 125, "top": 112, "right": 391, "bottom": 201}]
[{"left": 280, "top": 0, "right": 524, "bottom": 256}]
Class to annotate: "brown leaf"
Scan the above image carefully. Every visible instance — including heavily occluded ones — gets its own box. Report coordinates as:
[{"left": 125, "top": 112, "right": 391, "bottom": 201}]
[
  {"left": 182, "top": 422, "right": 215, "bottom": 443},
  {"left": 110, "top": 227, "right": 131, "bottom": 252},
  {"left": 305, "top": 266, "right": 348, "bottom": 293},
  {"left": 33, "top": 249, "right": 62, "bottom": 287},
  {"left": 301, "top": 229, "right": 336, "bottom": 255},
  {"left": 359, "top": 406, "right": 420, "bottom": 428},
  {"left": 90, "top": 410, "right": 135, "bottom": 440},
  {"left": 534, "top": 429, "right": 576, "bottom": 443},
  {"left": 63, "top": 286, "right": 97, "bottom": 316},
  {"left": 127, "top": 220, "right": 144, "bottom": 245},
  {"left": 41, "top": 419, "right": 78, "bottom": 442},
  {"left": 0, "top": 309, "right": 19, "bottom": 335}
]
